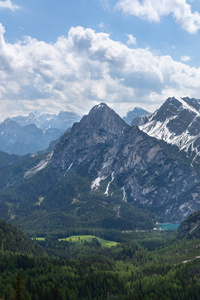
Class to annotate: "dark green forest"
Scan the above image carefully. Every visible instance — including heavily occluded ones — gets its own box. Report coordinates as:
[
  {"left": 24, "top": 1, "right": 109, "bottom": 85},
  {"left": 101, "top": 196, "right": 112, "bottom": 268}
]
[{"left": 1, "top": 219, "right": 200, "bottom": 300}]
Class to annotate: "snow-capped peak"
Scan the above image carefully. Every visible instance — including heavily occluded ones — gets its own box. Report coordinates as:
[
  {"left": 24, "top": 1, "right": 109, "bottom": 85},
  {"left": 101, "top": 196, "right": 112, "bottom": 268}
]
[{"left": 139, "top": 97, "right": 200, "bottom": 165}]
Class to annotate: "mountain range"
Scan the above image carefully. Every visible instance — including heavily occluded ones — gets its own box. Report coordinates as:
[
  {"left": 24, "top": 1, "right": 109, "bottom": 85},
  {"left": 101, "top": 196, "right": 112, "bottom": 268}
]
[
  {"left": 10, "top": 110, "right": 81, "bottom": 130},
  {"left": 0, "top": 111, "right": 81, "bottom": 155},
  {"left": 0, "top": 107, "right": 148, "bottom": 156},
  {"left": 0, "top": 100, "right": 200, "bottom": 233},
  {"left": 0, "top": 119, "right": 63, "bottom": 155}
]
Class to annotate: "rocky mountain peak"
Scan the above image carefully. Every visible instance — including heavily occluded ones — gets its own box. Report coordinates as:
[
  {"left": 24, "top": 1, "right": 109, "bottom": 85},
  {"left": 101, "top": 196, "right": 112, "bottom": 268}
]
[
  {"left": 86, "top": 102, "right": 113, "bottom": 122},
  {"left": 151, "top": 97, "right": 183, "bottom": 122},
  {"left": 71, "top": 102, "right": 128, "bottom": 135},
  {"left": 150, "top": 96, "right": 200, "bottom": 123},
  {"left": 139, "top": 96, "right": 200, "bottom": 165},
  {"left": 91, "top": 102, "right": 109, "bottom": 110},
  {"left": 52, "top": 103, "right": 128, "bottom": 169}
]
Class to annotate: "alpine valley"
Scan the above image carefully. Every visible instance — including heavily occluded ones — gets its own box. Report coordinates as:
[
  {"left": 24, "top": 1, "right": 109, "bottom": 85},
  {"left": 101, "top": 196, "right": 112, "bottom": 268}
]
[{"left": 0, "top": 98, "right": 200, "bottom": 234}]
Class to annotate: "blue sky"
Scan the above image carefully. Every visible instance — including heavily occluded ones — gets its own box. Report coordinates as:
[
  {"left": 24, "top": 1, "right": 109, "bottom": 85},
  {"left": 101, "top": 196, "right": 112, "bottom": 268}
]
[{"left": 0, "top": 0, "right": 200, "bottom": 120}]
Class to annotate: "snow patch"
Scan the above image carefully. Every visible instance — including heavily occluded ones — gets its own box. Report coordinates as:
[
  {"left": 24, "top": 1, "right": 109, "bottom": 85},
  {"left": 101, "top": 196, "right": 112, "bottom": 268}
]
[
  {"left": 91, "top": 175, "right": 106, "bottom": 190},
  {"left": 122, "top": 186, "right": 127, "bottom": 202},
  {"left": 105, "top": 172, "right": 114, "bottom": 196},
  {"left": 24, "top": 151, "right": 53, "bottom": 178},
  {"left": 67, "top": 163, "right": 73, "bottom": 171},
  {"left": 64, "top": 163, "right": 74, "bottom": 176},
  {"left": 97, "top": 104, "right": 105, "bottom": 108},
  {"left": 36, "top": 196, "right": 44, "bottom": 206},
  {"left": 177, "top": 97, "right": 200, "bottom": 116}
]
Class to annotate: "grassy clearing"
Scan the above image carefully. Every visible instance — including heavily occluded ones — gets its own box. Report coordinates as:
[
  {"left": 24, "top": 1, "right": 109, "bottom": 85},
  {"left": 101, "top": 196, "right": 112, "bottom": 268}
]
[
  {"left": 31, "top": 237, "right": 45, "bottom": 241},
  {"left": 58, "top": 235, "right": 118, "bottom": 248}
]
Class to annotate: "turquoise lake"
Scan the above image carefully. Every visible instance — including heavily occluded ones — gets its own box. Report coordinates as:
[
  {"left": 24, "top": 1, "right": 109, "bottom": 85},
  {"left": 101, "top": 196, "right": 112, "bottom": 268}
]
[{"left": 158, "top": 223, "right": 180, "bottom": 230}]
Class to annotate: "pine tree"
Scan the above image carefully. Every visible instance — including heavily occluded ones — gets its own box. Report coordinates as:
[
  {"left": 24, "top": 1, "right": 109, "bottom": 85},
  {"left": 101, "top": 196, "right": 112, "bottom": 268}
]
[
  {"left": 1, "top": 241, "right": 4, "bottom": 255},
  {"left": 14, "top": 272, "right": 25, "bottom": 300}
]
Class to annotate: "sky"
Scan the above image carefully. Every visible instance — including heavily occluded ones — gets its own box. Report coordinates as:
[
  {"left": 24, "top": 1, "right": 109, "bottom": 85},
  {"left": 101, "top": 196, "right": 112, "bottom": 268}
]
[{"left": 0, "top": 0, "right": 200, "bottom": 120}]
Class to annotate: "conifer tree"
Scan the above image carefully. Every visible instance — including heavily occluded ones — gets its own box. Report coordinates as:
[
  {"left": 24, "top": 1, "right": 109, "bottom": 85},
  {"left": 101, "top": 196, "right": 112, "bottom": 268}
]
[{"left": 14, "top": 272, "right": 25, "bottom": 300}]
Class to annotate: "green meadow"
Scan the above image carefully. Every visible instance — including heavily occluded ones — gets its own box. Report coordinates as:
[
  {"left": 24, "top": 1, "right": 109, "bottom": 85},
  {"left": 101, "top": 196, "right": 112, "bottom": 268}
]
[
  {"left": 31, "top": 237, "right": 45, "bottom": 241},
  {"left": 58, "top": 235, "right": 119, "bottom": 248}
]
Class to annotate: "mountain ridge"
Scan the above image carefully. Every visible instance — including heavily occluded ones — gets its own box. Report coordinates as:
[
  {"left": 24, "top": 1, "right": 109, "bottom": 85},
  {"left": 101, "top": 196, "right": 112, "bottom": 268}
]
[{"left": 140, "top": 97, "right": 200, "bottom": 166}]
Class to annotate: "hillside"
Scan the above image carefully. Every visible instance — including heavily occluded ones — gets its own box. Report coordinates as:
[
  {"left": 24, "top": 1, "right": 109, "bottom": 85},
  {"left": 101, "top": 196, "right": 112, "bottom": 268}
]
[
  {"left": 177, "top": 211, "right": 200, "bottom": 239},
  {"left": 0, "top": 219, "right": 42, "bottom": 254},
  {"left": 0, "top": 151, "right": 31, "bottom": 169}
]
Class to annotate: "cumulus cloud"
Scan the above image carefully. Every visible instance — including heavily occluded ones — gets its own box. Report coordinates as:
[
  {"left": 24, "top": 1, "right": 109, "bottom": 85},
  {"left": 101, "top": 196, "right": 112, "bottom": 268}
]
[
  {"left": 126, "top": 33, "right": 137, "bottom": 46},
  {"left": 0, "top": 24, "right": 200, "bottom": 119},
  {"left": 115, "top": 0, "right": 200, "bottom": 34},
  {"left": 0, "top": 0, "right": 19, "bottom": 11},
  {"left": 181, "top": 55, "right": 191, "bottom": 62}
]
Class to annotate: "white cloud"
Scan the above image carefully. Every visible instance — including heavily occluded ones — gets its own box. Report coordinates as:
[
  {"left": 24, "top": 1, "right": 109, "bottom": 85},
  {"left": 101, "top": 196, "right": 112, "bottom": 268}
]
[
  {"left": 1, "top": 24, "right": 200, "bottom": 119},
  {"left": 100, "top": 0, "right": 111, "bottom": 10},
  {"left": 98, "top": 22, "right": 105, "bottom": 29},
  {"left": 126, "top": 33, "right": 137, "bottom": 46},
  {"left": 181, "top": 55, "right": 191, "bottom": 62},
  {"left": 0, "top": 0, "right": 19, "bottom": 11},
  {"left": 116, "top": 0, "right": 200, "bottom": 34}
]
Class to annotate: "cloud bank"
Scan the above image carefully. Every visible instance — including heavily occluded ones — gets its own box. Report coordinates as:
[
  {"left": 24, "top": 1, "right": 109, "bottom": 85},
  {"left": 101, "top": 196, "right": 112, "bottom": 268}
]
[
  {"left": 116, "top": 0, "right": 200, "bottom": 34},
  {"left": 0, "top": 24, "right": 200, "bottom": 119},
  {"left": 0, "top": 0, "right": 19, "bottom": 11}
]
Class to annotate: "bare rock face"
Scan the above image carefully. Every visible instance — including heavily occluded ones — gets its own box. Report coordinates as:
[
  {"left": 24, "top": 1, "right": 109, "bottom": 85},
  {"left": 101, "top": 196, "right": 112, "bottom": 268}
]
[{"left": 140, "top": 97, "right": 200, "bottom": 166}]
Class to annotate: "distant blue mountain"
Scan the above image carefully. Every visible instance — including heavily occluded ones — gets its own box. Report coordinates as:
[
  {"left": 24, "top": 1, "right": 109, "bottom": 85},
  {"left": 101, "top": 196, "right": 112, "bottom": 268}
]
[
  {"left": 11, "top": 111, "right": 81, "bottom": 130},
  {"left": 0, "top": 111, "right": 81, "bottom": 155},
  {"left": 123, "top": 107, "right": 149, "bottom": 125}
]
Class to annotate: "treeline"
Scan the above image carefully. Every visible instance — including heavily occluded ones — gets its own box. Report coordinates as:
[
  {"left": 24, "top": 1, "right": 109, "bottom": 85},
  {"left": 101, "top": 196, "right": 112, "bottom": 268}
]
[{"left": 32, "top": 228, "right": 128, "bottom": 242}]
